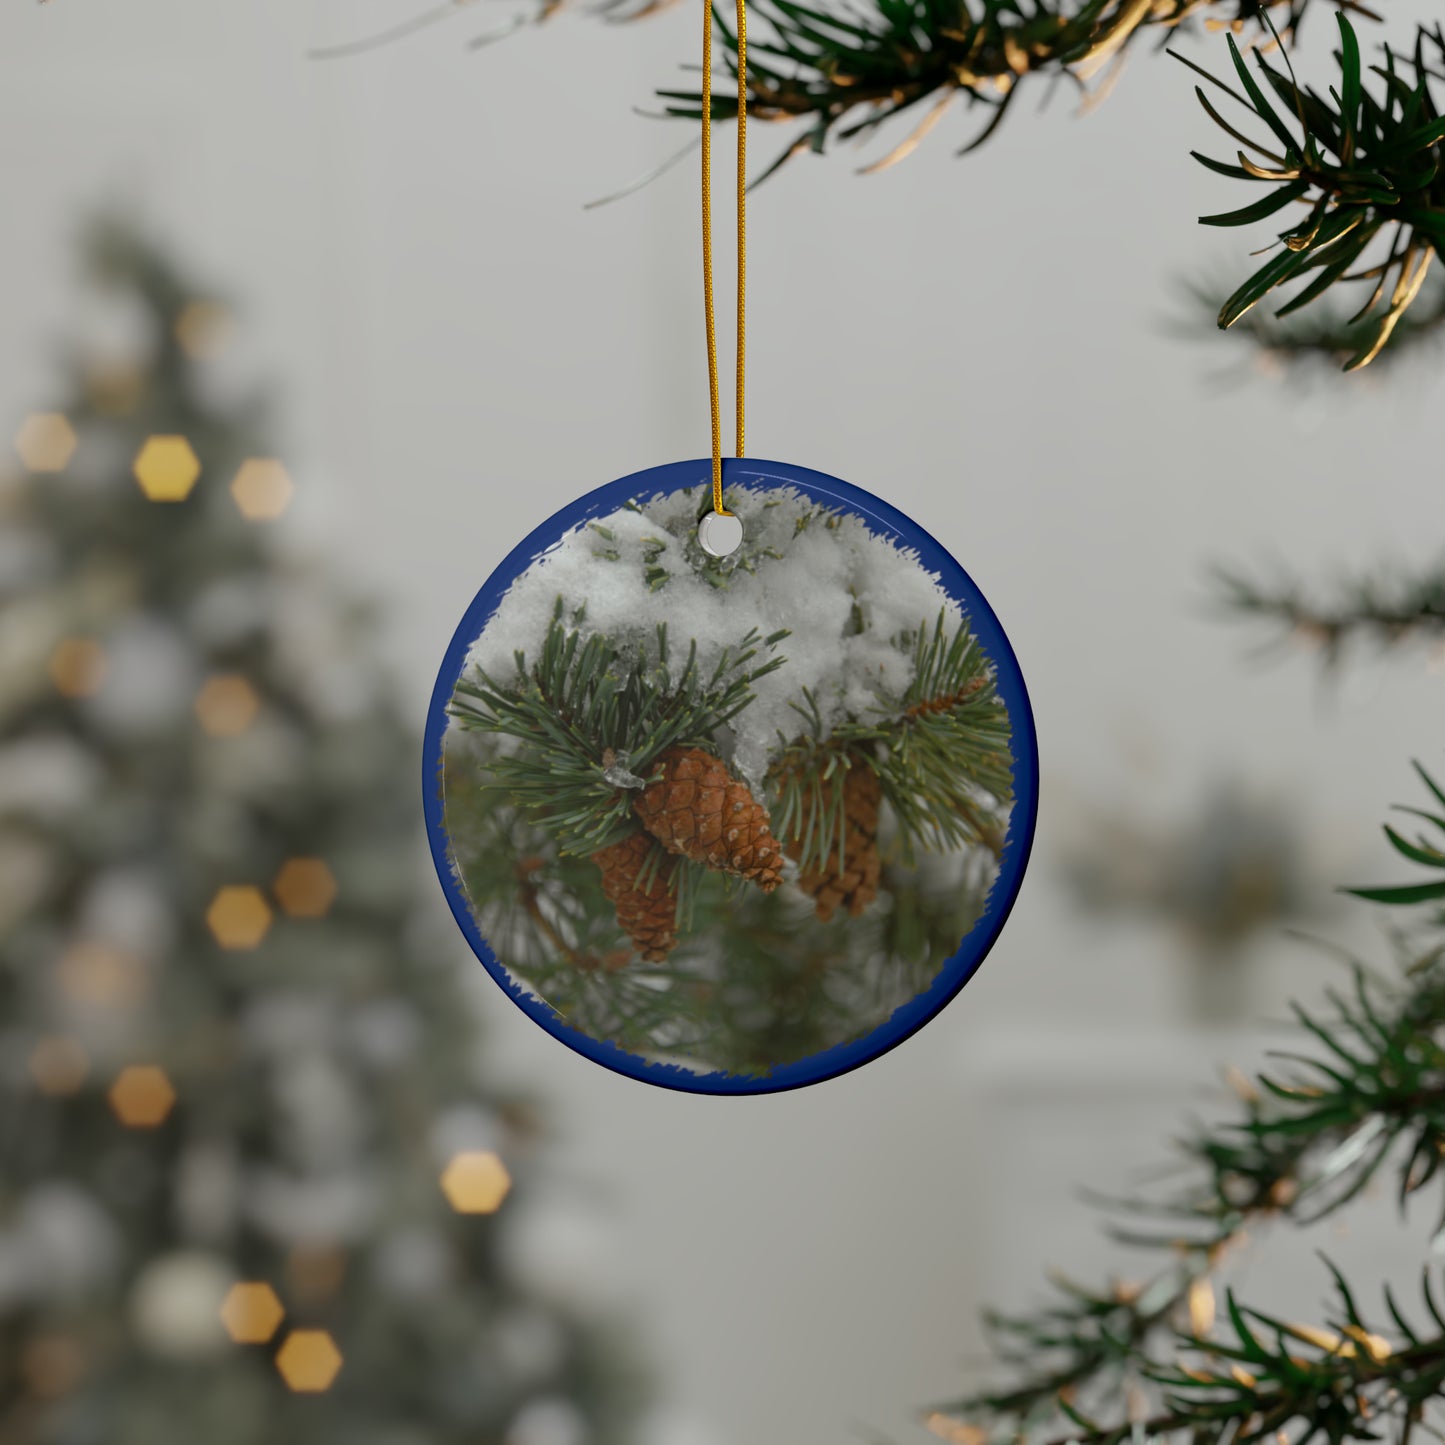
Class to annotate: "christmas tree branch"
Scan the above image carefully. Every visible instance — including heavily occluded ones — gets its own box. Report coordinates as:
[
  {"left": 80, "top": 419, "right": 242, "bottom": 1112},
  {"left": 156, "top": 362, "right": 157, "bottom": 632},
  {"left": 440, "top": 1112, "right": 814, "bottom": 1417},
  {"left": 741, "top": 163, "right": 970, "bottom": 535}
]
[
  {"left": 931, "top": 814, "right": 1445, "bottom": 1445},
  {"left": 1183, "top": 14, "right": 1445, "bottom": 371},
  {"left": 995, "top": 1268, "right": 1445, "bottom": 1445},
  {"left": 1348, "top": 764, "right": 1445, "bottom": 910},
  {"left": 445, "top": 763, "right": 995, "bottom": 1072},
  {"left": 449, "top": 602, "right": 789, "bottom": 854},
  {"left": 1179, "top": 271, "right": 1445, "bottom": 379},
  {"left": 769, "top": 610, "right": 1011, "bottom": 874},
  {"left": 1216, "top": 560, "right": 1445, "bottom": 658},
  {"left": 655, "top": 0, "right": 1345, "bottom": 175}
]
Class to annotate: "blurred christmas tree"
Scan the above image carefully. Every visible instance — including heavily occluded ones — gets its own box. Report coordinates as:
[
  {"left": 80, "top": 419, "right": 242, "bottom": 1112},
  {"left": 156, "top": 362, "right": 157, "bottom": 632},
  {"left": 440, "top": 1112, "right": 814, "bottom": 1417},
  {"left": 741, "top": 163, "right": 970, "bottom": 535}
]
[{"left": 0, "top": 219, "right": 643, "bottom": 1445}]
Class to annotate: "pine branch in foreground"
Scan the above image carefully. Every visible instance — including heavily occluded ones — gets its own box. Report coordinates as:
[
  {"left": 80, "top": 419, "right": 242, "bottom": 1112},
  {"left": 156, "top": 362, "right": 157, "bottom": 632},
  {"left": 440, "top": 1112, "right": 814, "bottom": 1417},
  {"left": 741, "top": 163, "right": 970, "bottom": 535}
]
[
  {"left": 1176, "top": 269, "right": 1445, "bottom": 380},
  {"left": 929, "top": 950, "right": 1445, "bottom": 1445},
  {"left": 1183, "top": 13, "right": 1445, "bottom": 371},
  {"left": 668, "top": 3, "right": 1444, "bottom": 372},
  {"left": 928, "top": 771, "right": 1445, "bottom": 1445},
  {"left": 656, "top": 0, "right": 1347, "bottom": 178}
]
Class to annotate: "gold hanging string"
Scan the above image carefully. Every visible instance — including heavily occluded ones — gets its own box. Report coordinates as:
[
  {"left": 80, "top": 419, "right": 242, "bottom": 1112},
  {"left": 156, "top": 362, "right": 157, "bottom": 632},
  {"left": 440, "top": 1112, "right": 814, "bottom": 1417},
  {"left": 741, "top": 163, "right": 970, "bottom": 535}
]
[{"left": 701, "top": 0, "right": 747, "bottom": 516}]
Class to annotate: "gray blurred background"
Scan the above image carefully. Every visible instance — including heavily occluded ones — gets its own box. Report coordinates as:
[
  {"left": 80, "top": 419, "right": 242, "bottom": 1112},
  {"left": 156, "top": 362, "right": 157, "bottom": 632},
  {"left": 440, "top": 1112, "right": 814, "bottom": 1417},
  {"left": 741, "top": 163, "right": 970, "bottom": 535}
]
[{"left": 2, "top": 2, "right": 1443, "bottom": 1441}]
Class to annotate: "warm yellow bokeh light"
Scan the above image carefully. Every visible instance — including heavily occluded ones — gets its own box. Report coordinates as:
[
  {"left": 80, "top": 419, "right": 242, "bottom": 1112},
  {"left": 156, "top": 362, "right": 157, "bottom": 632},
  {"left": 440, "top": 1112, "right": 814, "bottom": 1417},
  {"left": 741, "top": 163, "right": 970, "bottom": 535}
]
[
  {"left": 174, "top": 301, "right": 232, "bottom": 361},
  {"left": 48, "top": 637, "right": 106, "bottom": 698},
  {"left": 274, "top": 859, "right": 337, "bottom": 919},
  {"left": 230, "top": 459, "right": 294, "bottom": 521},
  {"left": 439, "top": 1150, "right": 512, "bottom": 1215},
  {"left": 108, "top": 1065, "right": 176, "bottom": 1128},
  {"left": 15, "top": 412, "right": 78, "bottom": 473},
  {"left": 275, "top": 1330, "right": 343, "bottom": 1393},
  {"left": 58, "top": 941, "right": 148, "bottom": 1008},
  {"left": 29, "top": 1036, "right": 90, "bottom": 1096},
  {"left": 194, "top": 674, "right": 260, "bottom": 737},
  {"left": 219, "top": 1282, "right": 285, "bottom": 1345},
  {"left": 205, "top": 886, "right": 273, "bottom": 950},
  {"left": 133, "top": 436, "right": 201, "bottom": 502}
]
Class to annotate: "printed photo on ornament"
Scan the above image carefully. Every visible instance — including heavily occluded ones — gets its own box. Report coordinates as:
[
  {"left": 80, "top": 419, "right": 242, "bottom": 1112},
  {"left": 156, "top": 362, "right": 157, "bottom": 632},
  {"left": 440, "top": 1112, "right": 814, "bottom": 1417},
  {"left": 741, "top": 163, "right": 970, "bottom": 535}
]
[{"left": 427, "top": 463, "right": 1036, "bottom": 1091}]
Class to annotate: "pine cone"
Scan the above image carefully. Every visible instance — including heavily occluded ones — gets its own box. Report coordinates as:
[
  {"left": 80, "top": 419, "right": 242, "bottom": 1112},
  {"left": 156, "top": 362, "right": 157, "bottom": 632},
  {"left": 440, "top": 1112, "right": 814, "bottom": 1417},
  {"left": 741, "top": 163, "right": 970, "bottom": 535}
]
[
  {"left": 784, "top": 764, "right": 882, "bottom": 922},
  {"left": 592, "top": 832, "right": 678, "bottom": 963},
  {"left": 633, "top": 746, "right": 783, "bottom": 891}
]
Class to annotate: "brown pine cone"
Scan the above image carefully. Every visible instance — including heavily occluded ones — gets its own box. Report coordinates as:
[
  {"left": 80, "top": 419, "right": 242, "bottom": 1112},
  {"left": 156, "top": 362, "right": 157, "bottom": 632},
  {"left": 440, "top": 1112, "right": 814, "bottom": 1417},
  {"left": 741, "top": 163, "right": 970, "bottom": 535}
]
[
  {"left": 784, "top": 763, "right": 882, "bottom": 923},
  {"left": 592, "top": 832, "right": 678, "bottom": 963},
  {"left": 633, "top": 746, "right": 783, "bottom": 892}
]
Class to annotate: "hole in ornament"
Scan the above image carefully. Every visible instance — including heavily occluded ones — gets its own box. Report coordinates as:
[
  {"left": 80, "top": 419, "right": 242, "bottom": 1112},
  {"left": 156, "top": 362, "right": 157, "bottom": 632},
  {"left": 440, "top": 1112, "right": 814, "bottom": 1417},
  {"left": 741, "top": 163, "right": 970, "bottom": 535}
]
[{"left": 698, "top": 510, "right": 742, "bottom": 558}]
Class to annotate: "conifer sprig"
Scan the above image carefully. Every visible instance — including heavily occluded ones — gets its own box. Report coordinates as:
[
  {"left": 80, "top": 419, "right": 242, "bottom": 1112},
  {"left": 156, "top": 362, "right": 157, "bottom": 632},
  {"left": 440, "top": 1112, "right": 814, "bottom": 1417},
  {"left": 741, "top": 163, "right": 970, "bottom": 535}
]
[
  {"left": 931, "top": 776, "right": 1445, "bottom": 1443},
  {"left": 965, "top": 1267, "right": 1445, "bottom": 1445},
  {"left": 769, "top": 609, "right": 1012, "bottom": 874},
  {"left": 931, "top": 935, "right": 1445, "bottom": 1445},
  {"left": 1349, "top": 765, "right": 1445, "bottom": 909},
  {"left": 444, "top": 790, "right": 990, "bottom": 1073},
  {"left": 1181, "top": 272, "right": 1445, "bottom": 379},
  {"left": 656, "top": 0, "right": 1334, "bottom": 180},
  {"left": 449, "top": 602, "right": 789, "bottom": 854},
  {"left": 1184, "top": 14, "right": 1445, "bottom": 371}
]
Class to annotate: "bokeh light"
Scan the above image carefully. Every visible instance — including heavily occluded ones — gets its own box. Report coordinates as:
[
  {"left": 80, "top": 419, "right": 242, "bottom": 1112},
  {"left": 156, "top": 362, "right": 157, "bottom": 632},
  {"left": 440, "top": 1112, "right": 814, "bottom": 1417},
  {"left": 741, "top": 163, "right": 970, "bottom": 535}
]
[
  {"left": 274, "top": 858, "right": 337, "bottom": 919},
  {"left": 440, "top": 1150, "right": 512, "bottom": 1215},
  {"left": 174, "top": 301, "right": 232, "bottom": 360},
  {"left": 275, "top": 1329, "right": 343, "bottom": 1392},
  {"left": 14, "top": 412, "right": 77, "bottom": 473},
  {"left": 28, "top": 1035, "right": 89, "bottom": 1096},
  {"left": 48, "top": 637, "right": 106, "bottom": 698},
  {"left": 58, "top": 940, "right": 148, "bottom": 1008},
  {"left": 133, "top": 436, "right": 200, "bottom": 502},
  {"left": 109, "top": 1065, "right": 177, "bottom": 1127},
  {"left": 206, "top": 886, "right": 273, "bottom": 949},
  {"left": 194, "top": 674, "right": 261, "bottom": 737},
  {"left": 219, "top": 1282, "right": 285, "bottom": 1345},
  {"left": 230, "top": 459, "right": 294, "bottom": 521}
]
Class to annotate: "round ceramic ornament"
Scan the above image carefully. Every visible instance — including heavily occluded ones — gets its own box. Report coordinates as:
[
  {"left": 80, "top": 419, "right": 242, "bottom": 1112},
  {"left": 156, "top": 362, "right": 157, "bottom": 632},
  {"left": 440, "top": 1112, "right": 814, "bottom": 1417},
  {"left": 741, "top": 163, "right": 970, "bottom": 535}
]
[
  {"left": 423, "top": 0, "right": 1034, "bottom": 1090},
  {"left": 424, "top": 458, "right": 1037, "bottom": 1092}
]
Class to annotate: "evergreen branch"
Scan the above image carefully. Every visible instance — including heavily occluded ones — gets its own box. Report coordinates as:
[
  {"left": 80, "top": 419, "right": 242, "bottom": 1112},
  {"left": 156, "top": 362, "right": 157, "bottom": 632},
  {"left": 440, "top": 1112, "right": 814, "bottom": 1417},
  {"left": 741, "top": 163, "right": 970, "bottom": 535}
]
[
  {"left": 446, "top": 788, "right": 989, "bottom": 1073},
  {"left": 1177, "top": 269, "right": 1445, "bottom": 379},
  {"left": 767, "top": 609, "right": 1011, "bottom": 873},
  {"left": 1187, "top": 14, "right": 1445, "bottom": 370},
  {"left": 1122, "top": 949, "right": 1445, "bottom": 1239},
  {"left": 449, "top": 601, "right": 789, "bottom": 854},
  {"left": 1216, "top": 560, "right": 1445, "bottom": 658},
  {"left": 1135, "top": 1278, "right": 1445, "bottom": 1445},
  {"left": 930, "top": 929, "right": 1445, "bottom": 1445},
  {"left": 1349, "top": 765, "right": 1445, "bottom": 909},
  {"left": 888, "top": 610, "right": 1014, "bottom": 858},
  {"left": 655, "top": 0, "right": 1346, "bottom": 171}
]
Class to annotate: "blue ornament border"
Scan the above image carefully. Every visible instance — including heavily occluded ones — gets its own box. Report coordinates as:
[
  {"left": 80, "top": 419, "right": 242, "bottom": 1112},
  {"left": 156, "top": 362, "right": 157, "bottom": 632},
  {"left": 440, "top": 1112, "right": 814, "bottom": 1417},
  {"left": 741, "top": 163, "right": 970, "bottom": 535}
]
[{"left": 422, "top": 456, "right": 1040, "bottom": 1095}]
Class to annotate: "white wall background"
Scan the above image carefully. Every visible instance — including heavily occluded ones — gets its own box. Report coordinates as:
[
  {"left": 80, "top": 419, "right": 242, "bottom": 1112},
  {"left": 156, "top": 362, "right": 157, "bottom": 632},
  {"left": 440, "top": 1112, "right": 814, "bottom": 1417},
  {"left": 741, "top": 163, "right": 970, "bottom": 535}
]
[{"left": 2, "top": 3, "right": 1442, "bottom": 1442}]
